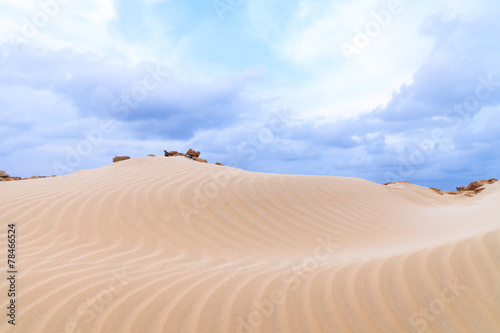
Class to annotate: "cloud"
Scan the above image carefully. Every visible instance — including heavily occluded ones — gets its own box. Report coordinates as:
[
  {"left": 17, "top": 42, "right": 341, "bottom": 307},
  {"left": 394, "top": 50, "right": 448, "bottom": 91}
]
[
  {"left": 0, "top": 1, "right": 499, "bottom": 191},
  {"left": 0, "top": 44, "right": 270, "bottom": 176},
  {"left": 183, "top": 9, "right": 500, "bottom": 190}
]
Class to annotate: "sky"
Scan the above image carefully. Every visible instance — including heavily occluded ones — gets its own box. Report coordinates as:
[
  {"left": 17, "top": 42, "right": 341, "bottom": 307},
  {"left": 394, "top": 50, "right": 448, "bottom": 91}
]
[{"left": 0, "top": 0, "right": 499, "bottom": 190}]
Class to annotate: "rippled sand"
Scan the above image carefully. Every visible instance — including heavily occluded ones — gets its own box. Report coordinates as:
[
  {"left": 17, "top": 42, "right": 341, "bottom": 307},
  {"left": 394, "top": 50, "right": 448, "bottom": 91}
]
[{"left": 1, "top": 156, "right": 499, "bottom": 332}]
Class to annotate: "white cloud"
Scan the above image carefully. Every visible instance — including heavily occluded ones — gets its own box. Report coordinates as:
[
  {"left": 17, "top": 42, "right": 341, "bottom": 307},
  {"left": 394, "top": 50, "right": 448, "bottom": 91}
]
[
  {"left": 0, "top": 1, "right": 154, "bottom": 63},
  {"left": 247, "top": 0, "right": 442, "bottom": 122}
]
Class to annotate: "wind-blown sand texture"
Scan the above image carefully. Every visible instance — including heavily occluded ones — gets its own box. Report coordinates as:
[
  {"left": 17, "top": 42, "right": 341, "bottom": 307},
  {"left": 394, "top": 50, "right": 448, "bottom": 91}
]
[{"left": 1, "top": 156, "right": 499, "bottom": 332}]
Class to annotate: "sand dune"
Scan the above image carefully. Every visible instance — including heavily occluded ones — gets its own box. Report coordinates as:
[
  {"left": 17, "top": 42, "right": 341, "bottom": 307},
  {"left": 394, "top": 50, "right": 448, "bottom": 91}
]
[{"left": 1, "top": 156, "right": 499, "bottom": 332}]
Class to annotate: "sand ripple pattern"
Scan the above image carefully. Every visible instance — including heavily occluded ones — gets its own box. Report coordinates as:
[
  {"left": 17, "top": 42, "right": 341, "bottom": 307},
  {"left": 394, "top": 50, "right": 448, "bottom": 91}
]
[{"left": 1, "top": 157, "right": 499, "bottom": 332}]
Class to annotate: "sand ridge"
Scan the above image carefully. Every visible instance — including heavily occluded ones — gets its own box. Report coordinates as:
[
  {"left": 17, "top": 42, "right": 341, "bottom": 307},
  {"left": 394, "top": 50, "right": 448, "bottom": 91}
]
[{"left": 0, "top": 156, "right": 499, "bottom": 332}]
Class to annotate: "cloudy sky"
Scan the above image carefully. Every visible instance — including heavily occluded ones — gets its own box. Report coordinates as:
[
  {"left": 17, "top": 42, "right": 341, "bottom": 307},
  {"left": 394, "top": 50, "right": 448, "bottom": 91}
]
[{"left": 0, "top": 0, "right": 499, "bottom": 190}]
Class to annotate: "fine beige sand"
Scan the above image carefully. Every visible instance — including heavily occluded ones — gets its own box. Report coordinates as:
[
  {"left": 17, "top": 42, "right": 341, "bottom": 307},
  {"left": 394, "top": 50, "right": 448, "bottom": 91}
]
[{"left": 1, "top": 156, "right": 499, "bottom": 333}]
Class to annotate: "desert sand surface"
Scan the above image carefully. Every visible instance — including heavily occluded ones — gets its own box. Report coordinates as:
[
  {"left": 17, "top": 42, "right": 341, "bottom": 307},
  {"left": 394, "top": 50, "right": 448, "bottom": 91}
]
[{"left": 1, "top": 156, "right": 499, "bottom": 333}]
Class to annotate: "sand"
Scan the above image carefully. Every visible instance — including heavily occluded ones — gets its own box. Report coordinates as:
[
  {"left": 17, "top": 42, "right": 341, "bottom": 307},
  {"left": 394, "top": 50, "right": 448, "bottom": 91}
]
[{"left": 1, "top": 156, "right": 499, "bottom": 332}]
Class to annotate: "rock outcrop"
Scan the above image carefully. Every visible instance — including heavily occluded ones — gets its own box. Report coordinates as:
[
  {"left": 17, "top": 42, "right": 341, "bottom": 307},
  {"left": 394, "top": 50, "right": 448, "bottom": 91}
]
[
  {"left": 186, "top": 149, "right": 201, "bottom": 158},
  {"left": 164, "top": 150, "right": 183, "bottom": 157},
  {"left": 384, "top": 181, "right": 411, "bottom": 185},
  {"left": 113, "top": 156, "right": 131, "bottom": 163},
  {"left": 432, "top": 178, "right": 498, "bottom": 197},
  {"left": 429, "top": 187, "right": 444, "bottom": 195},
  {"left": 385, "top": 178, "right": 498, "bottom": 197},
  {"left": 0, "top": 170, "right": 21, "bottom": 182},
  {"left": 1, "top": 170, "right": 54, "bottom": 182},
  {"left": 164, "top": 149, "right": 207, "bottom": 163}
]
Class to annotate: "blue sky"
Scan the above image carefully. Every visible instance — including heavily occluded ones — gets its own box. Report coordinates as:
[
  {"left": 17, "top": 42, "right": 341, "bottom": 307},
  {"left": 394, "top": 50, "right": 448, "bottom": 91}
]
[{"left": 0, "top": 0, "right": 499, "bottom": 190}]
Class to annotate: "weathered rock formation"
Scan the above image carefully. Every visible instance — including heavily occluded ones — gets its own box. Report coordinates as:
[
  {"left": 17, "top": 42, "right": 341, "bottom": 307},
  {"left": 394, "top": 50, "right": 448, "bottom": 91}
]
[
  {"left": 384, "top": 178, "right": 498, "bottom": 197},
  {"left": 0, "top": 170, "right": 54, "bottom": 182},
  {"left": 164, "top": 149, "right": 207, "bottom": 163},
  {"left": 113, "top": 156, "right": 131, "bottom": 163},
  {"left": 431, "top": 178, "right": 498, "bottom": 197},
  {"left": 186, "top": 149, "right": 201, "bottom": 158},
  {"left": 383, "top": 181, "right": 411, "bottom": 185},
  {"left": 164, "top": 150, "right": 183, "bottom": 157},
  {"left": 0, "top": 170, "right": 21, "bottom": 182},
  {"left": 429, "top": 187, "right": 444, "bottom": 195}
]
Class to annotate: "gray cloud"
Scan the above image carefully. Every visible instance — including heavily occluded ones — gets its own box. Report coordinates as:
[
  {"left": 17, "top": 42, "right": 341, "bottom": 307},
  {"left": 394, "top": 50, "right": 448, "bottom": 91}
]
[{"left": 1, "top": 10, "right": 499, "bottom": 191}]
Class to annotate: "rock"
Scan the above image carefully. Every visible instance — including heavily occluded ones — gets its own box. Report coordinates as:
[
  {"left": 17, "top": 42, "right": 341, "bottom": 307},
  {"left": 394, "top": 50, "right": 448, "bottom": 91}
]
[
  {"left": 384, "top": 181, "right": 411, "bottom": 185},
  {"left": 450, "top": 178, "right": 498, "bottom": 196},
  {"left": 0, "top": 170, "right": 56, "bottom": 182},
  {"left": 215, "top": 162, "right": 224, "bottom": 166},
  {"left": 443, "top": 191, "right": 457, "bottom": 195},
  {"left": 186, "top": 149, "right": 201, "bottom": 158},
  {"left": 164, "top": 150, "right": 182, "bottom": 157},
  {"left": 430, "top": 187, "right": 443, "bottom": 195},
  {"left": 465, "top": 180, "right": 489, "bottom": 191},
  {"left": 113, "top": 156, "right": 130, "bottom": 163},
  {"left": 192, "top": 157, "right": 207, "bottom": 163},
  {"left": 148, "top": 154, "right": 155, "bottom": 157}
]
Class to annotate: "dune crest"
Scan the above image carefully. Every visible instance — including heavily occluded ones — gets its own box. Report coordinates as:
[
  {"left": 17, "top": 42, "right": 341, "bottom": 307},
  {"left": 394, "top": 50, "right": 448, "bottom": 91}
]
[{"left": 1, "top": 157, "right": 499, "bottom": 332}]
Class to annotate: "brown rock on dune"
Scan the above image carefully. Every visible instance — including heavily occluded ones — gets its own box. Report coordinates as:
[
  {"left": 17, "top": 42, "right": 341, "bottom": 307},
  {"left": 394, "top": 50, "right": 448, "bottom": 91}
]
[
  {"left": 0, "top": 171, "right": 55, "bottom": 182},
  {"left": 113, "top": 156, "right": 131, "bottom": 163},
  {"left": 448, "top": 179, "right": 499, "bottom": 196},
  {"left": 164, "top": 150, "right": 183, "bottom": 157},
  {"left": 389, "top": 179, "right": 498, "bottom": 197},
  {"left": 443, "top": 191, "right": 458, "bottom": 195},
  {"left": 429, "top": 187, "right": 443, "bottom": 195},
  {"left": 457, "top": 179, "right": 497, "bottom": 195},
  {"left": 466, "top": 180, "right": 489, "bottom": 191},
  {"left": 186, "top": 149, "right": 201, "bottom": 158},
  {"left": 0, "top": 171, "right": 22, "bottom": 182},
  {"left": 384, "top": 181, "right": 411, "bottom": 185},
  {"left": 164, "top": 149, "right": 207, "bottom": 163}
]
